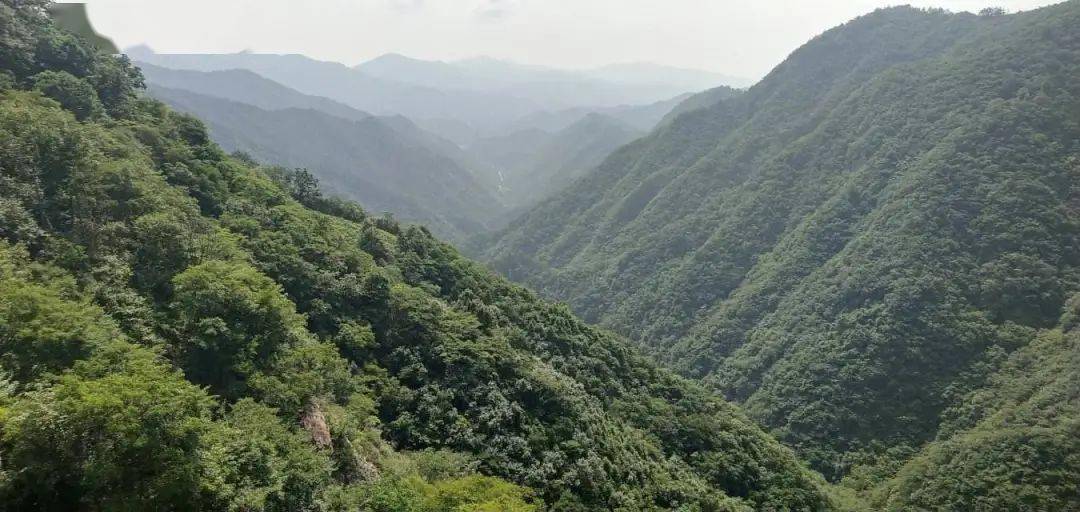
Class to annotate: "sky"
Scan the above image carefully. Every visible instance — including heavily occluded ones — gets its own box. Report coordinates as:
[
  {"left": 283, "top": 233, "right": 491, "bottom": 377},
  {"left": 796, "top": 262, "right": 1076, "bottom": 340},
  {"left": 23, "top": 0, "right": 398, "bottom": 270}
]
[{"left": 81, "top": 0, "right": 1060, "bottom": 80}]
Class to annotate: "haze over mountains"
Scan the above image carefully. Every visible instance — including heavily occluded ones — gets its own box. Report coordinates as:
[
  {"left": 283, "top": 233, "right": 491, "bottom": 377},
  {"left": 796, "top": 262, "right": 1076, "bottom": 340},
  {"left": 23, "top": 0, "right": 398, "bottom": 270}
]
[
  {"left": 133, "top": 47, "right": 743, "bottom": 238},
  {"left": 129, "top": 45, "right": 748, "bottom": 137}
]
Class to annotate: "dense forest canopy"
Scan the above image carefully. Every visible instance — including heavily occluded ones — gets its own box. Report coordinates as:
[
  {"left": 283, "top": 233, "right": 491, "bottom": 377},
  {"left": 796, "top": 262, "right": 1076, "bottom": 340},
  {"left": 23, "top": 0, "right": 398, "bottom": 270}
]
[
  {"left": 0, "top": 1, "right": 835, "bottom": 510},
  {"left": 484, "top": 1, "right": 1080, "bottom": 507}
]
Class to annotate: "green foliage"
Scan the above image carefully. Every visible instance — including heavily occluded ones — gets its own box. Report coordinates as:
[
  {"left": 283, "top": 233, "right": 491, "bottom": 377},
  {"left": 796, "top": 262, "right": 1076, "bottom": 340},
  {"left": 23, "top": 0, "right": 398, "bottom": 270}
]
[
  {"left": 870, "top": 308, "right": 1080, "bottom": 510},
  {"left": 30, "top": 69, "right": 101, "bottom": 119},
  {"left": 484, "top": 4, "right": 1080, "bottom": 501},
  {"left": 168, "top": 260, "right": 310, "bottom": 399},
  {"left": 1, "top": 341, "right": 216, "bottom": 510},
  {"left": 423, "top": 475, "right": 538, "bottom": 512},
  {"left": 0, "top": 242, "right": 116, "bottom": 383},
  {"left": 201, "top": 399, "right": 333, "bottom": 512},
  {"left": 0, "top": 0, "right": 142, "bottom": 118},
  {"left": 319, "top": 449, "right": 539, "bottom": 511},
  {"left": 0, "top": 4, "right": 835, "bottom": 510}
]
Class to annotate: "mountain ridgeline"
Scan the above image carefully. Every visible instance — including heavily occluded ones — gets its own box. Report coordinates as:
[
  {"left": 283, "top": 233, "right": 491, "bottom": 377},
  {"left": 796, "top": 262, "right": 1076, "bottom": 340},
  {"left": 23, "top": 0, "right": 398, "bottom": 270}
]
[
  {"left": 0, "top": 3, "right": 834, "bottom": 511},
  {"left": 128, "top": 46, "right": 747, "bottom": 139},
  {"left": 135, "top": 61, "right": 714, "bottom": 239},
  {"left": 485, "top": 2, "right": 1080, "bottom": 507}
]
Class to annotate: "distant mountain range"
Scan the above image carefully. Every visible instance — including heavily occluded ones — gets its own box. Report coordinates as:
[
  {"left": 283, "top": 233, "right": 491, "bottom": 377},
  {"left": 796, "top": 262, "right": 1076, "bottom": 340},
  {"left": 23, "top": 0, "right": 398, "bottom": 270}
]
[
  {"left": 135, "top": 51, "right": 735, "bottom": 238},
  {"left": 138, "top": 63, "right": 371, "bottom": 121},
  {"left": 128, "top": 45, "right": 748, "bottom": 137},
  {"left": 139, "top": 64, "right": 506, "bottom": 241}
]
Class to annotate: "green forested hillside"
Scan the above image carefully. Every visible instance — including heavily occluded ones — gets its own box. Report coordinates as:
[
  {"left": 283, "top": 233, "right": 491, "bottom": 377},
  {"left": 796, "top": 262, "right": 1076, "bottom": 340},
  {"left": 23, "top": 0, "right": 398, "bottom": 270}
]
[
  {"left": 484, "top": 1, "right": 1080, "bottom": 500},
  {"left": 871, "top": 306, "right": 1079, "bottom": 510},
  {"left": 0, "top": 2, "right": 834, "bottom": 510}
]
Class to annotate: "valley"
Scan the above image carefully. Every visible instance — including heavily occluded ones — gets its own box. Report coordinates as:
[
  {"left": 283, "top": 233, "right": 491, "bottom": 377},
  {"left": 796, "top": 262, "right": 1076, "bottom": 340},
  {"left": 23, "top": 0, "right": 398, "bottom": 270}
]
[{"left": 0, "top": 1, "right": 1076, "bottom": 510}]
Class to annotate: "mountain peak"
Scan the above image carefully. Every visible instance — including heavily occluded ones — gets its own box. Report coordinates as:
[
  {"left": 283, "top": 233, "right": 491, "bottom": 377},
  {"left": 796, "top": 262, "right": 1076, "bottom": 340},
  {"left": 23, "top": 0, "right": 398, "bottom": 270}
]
[
  {"left": 362, "top": 52, "right": 431, "bottom": 66},
  {"left": 124, "top": 43, "right": 156, "bottom": 59}
]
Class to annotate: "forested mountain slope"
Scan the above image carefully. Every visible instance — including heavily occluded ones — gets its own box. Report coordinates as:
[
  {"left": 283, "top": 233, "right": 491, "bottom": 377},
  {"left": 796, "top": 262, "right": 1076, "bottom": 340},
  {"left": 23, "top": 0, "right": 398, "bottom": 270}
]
[
  {"left": 0, "top": 3, "right": 834, "bottom": 510},
  {"left": 147, "top": 85, "right": 505, "bottom": 242},
  {"left": 137, "top": 63, "right": 655, "bottom": 231},
  {"left": 484, "top": 1, "right": 1080, "bottom": 495},
  {"left": 870, "top": 306, "right": 1079, "bottom": 510}
]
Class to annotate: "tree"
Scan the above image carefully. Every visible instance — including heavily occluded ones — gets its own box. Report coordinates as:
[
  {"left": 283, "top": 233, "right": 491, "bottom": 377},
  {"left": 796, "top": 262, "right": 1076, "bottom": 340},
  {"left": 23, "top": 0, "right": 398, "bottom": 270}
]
[
  {"left": 168, "top": 260, "right": 310, "bottom": 399},
  {"left": 0, "top": 343, "right": 217, "bottom": 510},
  {"left": 86, "top": 53, "right": 143, "bottom": 116},
  {"left": 0, "top": 243, "right": 115, "bottom": 384},
  {"left": 30, "top": 70, "right": 102, "bottom": 120}
]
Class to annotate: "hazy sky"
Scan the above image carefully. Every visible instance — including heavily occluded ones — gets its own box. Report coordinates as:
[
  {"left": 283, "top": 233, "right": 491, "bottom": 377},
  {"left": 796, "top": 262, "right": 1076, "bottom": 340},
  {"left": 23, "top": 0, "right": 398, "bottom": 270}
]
[{"left": 82, "top": 0, "right": 1059, "bottom": 80}]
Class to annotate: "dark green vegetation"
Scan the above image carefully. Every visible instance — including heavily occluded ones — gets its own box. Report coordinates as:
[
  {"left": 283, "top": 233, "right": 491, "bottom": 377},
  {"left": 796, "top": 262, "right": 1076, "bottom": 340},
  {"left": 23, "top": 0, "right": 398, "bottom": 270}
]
[
  {"left": 870, "top": 307, "right": 1079, "bottom": 510},
  {"left": 0, "top": 2, "right": 834, "bottom": 510},
  {"left": 485, "top": 2, "right": 1080, "bottom": 506},
  {"left": 469, "top": 113, "right": 643, "bottom": 209},
  {"left": 45, "top": 3, "right": 116, "bottom": 53}
]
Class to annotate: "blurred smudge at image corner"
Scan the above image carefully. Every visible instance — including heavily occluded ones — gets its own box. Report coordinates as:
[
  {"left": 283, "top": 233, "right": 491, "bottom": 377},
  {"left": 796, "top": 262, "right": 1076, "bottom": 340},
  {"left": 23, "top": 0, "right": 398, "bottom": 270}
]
[{"left": 48, "top": 2, "right": 119, "bottom": 54}]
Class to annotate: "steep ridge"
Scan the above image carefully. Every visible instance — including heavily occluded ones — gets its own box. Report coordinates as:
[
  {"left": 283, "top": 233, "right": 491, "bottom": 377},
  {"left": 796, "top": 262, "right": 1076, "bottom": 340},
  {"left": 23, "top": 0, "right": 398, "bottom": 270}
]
[
  {"left": 484, "top": 2, "right": 1080, "bottom": 490},
  {"left": 0, "top": 3, "right": 834, "bottom": 510}
]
